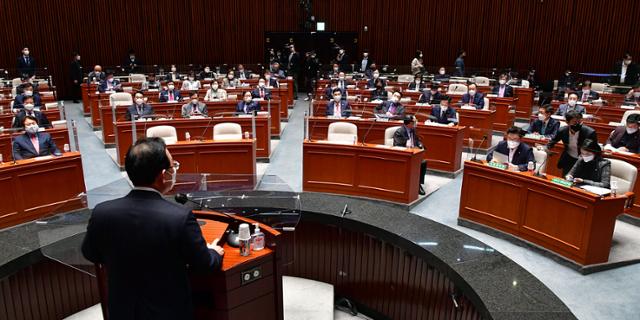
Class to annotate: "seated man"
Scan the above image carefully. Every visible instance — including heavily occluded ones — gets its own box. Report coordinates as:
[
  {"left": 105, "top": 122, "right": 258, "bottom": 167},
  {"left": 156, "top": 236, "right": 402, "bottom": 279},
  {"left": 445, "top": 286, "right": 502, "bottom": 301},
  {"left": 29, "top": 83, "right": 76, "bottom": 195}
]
[
  {"left": 98, "top": 72, "right": 122, "bottom": 93},
  {"left": 326, "top": 63, "right": 341, "bottom": 79},
  {"left": 125, "top": 92, "right": 154, "bottom": 121},
  {"left": 393, "top": 116, "right": 427, "bottom": 195},
  {"left": 165, "top": 65, "right": 180, "bottom": 81},
  {"left": 375, "top": 91, "right": 405, "bottom": 118},
  {"left": 486, "top": 126, "right": 535, "bottom": 172},
  {"left": 181, "top": 72, "right": 201, "bottom": 90},
  {"left": 204, "top": 80, "right": 227, "bottom": 101},
  {"left": 491, "top": 73, "right": 514, "bottom": 97},
  {"left": 528, "top": 105, "right": 560, "bottom": 139},
  {"left": 566, "top": 139, "right": 611, "bottom": 188},
  {"left": 625, "top": 84, "right": 640, "bottom": 104},
  {"left": 434, "top": 67, "right": 449, "bottom": 81},
  {"left": 325, "top": 79, "right": 346, "bottom": 100},
  {"left": 87, "top": 65, "right": 105, "bottom": 83},
  {"left": 270, "top": 62, "right": 286, "bottom": 79},
  {"left": 326, "top": 89, "right": 351, "bottom": 118},
  {"left": 264, "top": 71, "right": 279, "bottom": 88},
  {"left": 235, "top": 64, "right": 250, "bottom": 80},
  {"left": 336, "top": 72, "right": 352, "bottom": 91},
  {"left": 13, "top": 115, "right": 61, "bottom": 160},
  {"left": 12, "top": 96, "right": 50, "bottom": 128},
  {"left": 419, "top": 86, "right": 444, "bottom": 104},
  {"left": 236, "top": 91, "right": 260, "bottom": 114},
  {"left": 576, "top": 81, "right": 600, "bottom": 102},
  {"left": 159, "top": 81, "right": 182, "bottom": 102},
  {"left": 141, "top": 73, "right": 161, "bottom": 91},
  {"left": 555, "top": 93, "right": 585, "bottom": 116},
  {"left": 547, "top": 110, "right": 597, "bottom": 175},
  {"left": 461, "top": 83, "right": 485, "bottom": 109},
  {"left": 13, "top": 83, "right": 42, "bottom": 109},
  {"left": 408, "top": 74, "right": 427, "bottom": 91},
  {"left": 181, "top": 92, "right": 208, "bottom": 118},
  {"left": 251, "top": 78, "right": 272, "bottom": 100},
  {"left": 429, "top": 96, "right": 457, "bottom": 125},
  {"left": 605, "top": 113, "right": 640, "bottom": 153},
  {"left": 370, "top": 79, "right": 388, "bottom": 101}
]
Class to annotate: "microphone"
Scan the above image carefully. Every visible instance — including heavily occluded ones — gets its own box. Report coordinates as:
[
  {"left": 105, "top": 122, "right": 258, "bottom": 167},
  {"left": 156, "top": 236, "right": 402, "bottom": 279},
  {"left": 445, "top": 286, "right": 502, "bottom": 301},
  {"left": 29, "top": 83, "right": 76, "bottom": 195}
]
[
  {"left": 341, "top": 204, "right": 351, "bottom": 217},
  {"left": 361, "top": 116, "right": 378, "bottom": 145},
  {"left": 471, "top": 134, "right": 488, "bottom": 163},
  {"left": 174, "top": 193, "right": 239, "bottom": 247},
  {"left": 195, "top": 116, "right": 216, "bottom": 141}
]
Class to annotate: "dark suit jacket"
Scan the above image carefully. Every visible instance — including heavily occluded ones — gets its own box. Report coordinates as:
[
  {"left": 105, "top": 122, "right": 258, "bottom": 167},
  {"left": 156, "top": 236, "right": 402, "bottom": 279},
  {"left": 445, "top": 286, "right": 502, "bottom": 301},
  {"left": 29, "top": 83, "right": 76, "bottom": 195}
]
[
  {"left": 491, "top": 85, "right": 514, "bottom": 97},
  {"left": 125, "top": 103, "right": 154, "bottom": 121},
  {"left": 611, "top": 61, "right": 639, "bottom": 85},
  {"left": 251, "top": 87, "right": 272, "bottom": 100},
  {"left": 408, "top": 82, "right": 427, "bottom": 90},
  {"left": 12, "top": 110, "right": 51, "bottom": 128},
  {"left": 159, "top": 89, "right": 183, "bottom": 102},
  {"left": 393, "top": 126, "right": 423, "bottom": 148},
  {"left": 555, "top": 103, "right": 586, "bottom": 116},
  {"left": 70, "top": 61, "right": 83, "bottom": 83},
  {"left": 419, "top": 90, "right": 444, "bottom": 104},
  {"left": 461, "top": 93, "right": 485, "bottom": 108},
  {"left": 98, "top": 79, "right": 122, "bottom": 93},
  {"left": 486, "top": 140, "right": 535, "bottom": 171},
  {"left": 376, "top": 101, "right": 405, "bottom": 117},
  {"left": 367, "top": 78, "right": 386, "bottom": 88},
  {"left": 434, "top": 74, "right": 450, "bottom": 81},
  {"left": 326, "top": 100, "right": 352, "bottom": 117},
  {"left": 235, "top": 70, "right": 251, "bottom": 79},
  {"left": 547, "top": 124, "right": 598, "bottom": 170},
  {"left": 12, "top": 132, "right": 60, "bottom": 160},
  {"left": 164, "top": 72, "right": 181, "bottom": 81},
  {"left": 607, "top": 126, "right": 640, "bottom": 153},
  {"left": 371, "top": 88, "right": 388, "bottom": 101},
  {"left": 82, "top": 189, "right": 222, "bottom": 320},
  {"left": 236, "top": 101, "right": 260, "bottom": 114},
  {"left": 87, "top": 71, "right": 105, "bottom": 84},
  {"left": 527, "top": 118, "right": 560, "bottom": 139},
  {"left": 430, "top": 105, "right": 457, "bottom": 124},
  {"left": 267, "top": 78, "right": 279, "bottom": 88},
  {"left": 17, "top": 55, "right": 36, "bottom": 76},
  {"left": 575, "top": 90, "right": 600, "bottom": 101},
  {"left": 13, "top": 94, "right": 42, "bottom": 109}
]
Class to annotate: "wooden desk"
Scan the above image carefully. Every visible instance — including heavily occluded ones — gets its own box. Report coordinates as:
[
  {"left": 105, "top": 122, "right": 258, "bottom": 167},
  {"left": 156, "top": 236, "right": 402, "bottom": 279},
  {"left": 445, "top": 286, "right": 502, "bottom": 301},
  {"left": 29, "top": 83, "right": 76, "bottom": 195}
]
[
  {"left": 114, "top": 118, "right": 269, "bottom": 166},
  {"left": 303, "top": 141, "right": 424, "bottom": 203},
  {"left": 458, "top": 109, "right": 496, "bottom": 150},
  {"left": 0, "top": 128, "right": 70, "bottom": 161},
  {"left": 514, "top": 88, "right": 535, "bottom": 120},
  {"left": 459, "top": 161, "right": 628, "bottom": 265},
  {"left": 551, "top": 101, "right": 634, "bottom": 125},
  {"left": 0, "top": 152, "right": 86, "bottom": 229},
  {"left": 0, "top": 109, "right": 61, "bottom": 129},
  {"left": 307, "top": 117, "right": 465, "bottom": 174},
  {"left": 488, "top": 97, "right": 517, "bottom": 132}
]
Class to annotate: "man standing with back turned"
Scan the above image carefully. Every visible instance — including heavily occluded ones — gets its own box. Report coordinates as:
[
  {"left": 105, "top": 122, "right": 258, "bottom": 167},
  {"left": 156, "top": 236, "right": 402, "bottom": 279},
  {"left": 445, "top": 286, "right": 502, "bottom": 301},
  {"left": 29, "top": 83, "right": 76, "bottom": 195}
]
[{"left": 82, "top": 137, "right": 224, "bottom": 320}]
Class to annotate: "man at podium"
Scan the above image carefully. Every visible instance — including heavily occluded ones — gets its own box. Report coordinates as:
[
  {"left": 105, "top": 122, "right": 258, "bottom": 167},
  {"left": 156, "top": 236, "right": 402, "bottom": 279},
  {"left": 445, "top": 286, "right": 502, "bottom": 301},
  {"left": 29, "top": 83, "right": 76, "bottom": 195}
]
[{"left": 82, "top": 137, "right": 224, "bottom": 320}]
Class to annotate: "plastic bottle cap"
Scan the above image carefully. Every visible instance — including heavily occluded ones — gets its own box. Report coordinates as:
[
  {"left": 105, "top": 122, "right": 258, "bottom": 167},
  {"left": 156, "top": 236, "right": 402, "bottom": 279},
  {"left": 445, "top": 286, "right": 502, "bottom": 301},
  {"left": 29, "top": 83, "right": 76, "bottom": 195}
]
[
  {"left": 238, "top": 223, "right": 251, "bottom": 240},
  {"left": 254, "top": 223, "right": 261, "bottom": 232}
]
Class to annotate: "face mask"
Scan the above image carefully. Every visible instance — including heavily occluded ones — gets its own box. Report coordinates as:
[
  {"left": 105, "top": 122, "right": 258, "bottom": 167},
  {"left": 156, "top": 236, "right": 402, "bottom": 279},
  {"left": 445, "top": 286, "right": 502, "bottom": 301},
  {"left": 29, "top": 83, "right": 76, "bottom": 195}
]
[
  {"left": 228, "top": 75, "right": 234, "bottom": 79},
  {"left": 333, "top": 95, "right": 342, "bottom": 102},
  {"left": 373, "top": 73, "right": 379, "bottom": 78},
  {"left": 24, "top": 90, "right": 33, "bottom": 96},
  {"left": 108, "top": 78, "right": 113, "bottom": 82},
  {"left": 420, "top": 54, "right": 423, "bottom": 58},
  {"left": 25, "top": 124, "right": 38, "bottom": 134},
  {"left": 581, "top": 153, "right": 595, "bottom": 163},
  {"left": 191, "top": 99, "right": 199, "bottom": 104},
  {"left": 624, "top": 60, "right": 632, "bottom": 66},
  {"left": 633, "top": 92, "right": 640, "bottom": 98},
  {"left": 23, "top": 50, "right": 29, "bottom": 56},
  {"left": 538, "top": 113, "right": 546, "bottom": 121},
  {"left": 24, "top": 103, "right": 35, "bottom": 111},
  {"left": 566, "top": 72, "right": 571, "bottom": 76},
  {"left": 135, "top": 98, "right": 144, "bottom": 104},
  {"left": 339, "top": 50, "right": 344, "bottom": 54},
  {"left": 339, "top": 76, "right": 345, "bottom": 80},
  {"left": 363, "top": 53, "right": 368, "bottom": 57},
  {"left": 171, "top": 67, "right": 177, "bottom": 72},
  {"left": 162, "top": 168, "right": 177, "bottom": 193},
  {"left": 188, "top": 77, "right": 194, "bottom": 81},
  {"left": 259, "top": 82, "right": 265, "bottom": 87},
  {"left": 168, "top": 85, "right": 175, "bottom": 90},
  {"left": 627, "top": 127, "right": 638, "bottom": 134},
  {"left": 568, "top": 100, "right": 577, "bottom": 107},
  {"left": 415, "top": 80, "right": 421, "bottom": 84},
  {"left": 507, "top": 140, "right": 520, "bottom": 149},
  {"left": 499, "top": 79, "right": 506, "bottom": 85},
  {"left": 130, "top": 56, "right": 135, "bottom": 61},
  {"left": 391, "top": 96, "right": 400, "bottom": 103},
  {"left": 244, "top": 97, "right": 252, "bottom": 103},
  {"left": 212, "top": 84, "right": 219, "bottom": 90},
  {"left": 441, "top": 106, "right": 448, "bottom": 111},
  {"left": 582, "top": 89, "right": 589, "bottom": 93},
  {"left": 468, "top": 90, "right": 476, "bottom": 95},
  {"left": 570, "top": 123, "right": 582, "bottom": 132},
  {"left": 333, "top": 68, "right": 339, "bottom": 72},
  {"left": 265, "top": 75, "right": 271, "bottom": 80},
  {"left": 439, "top": 70, "right": 445, "bottom": 75},
  {"left": 204, "top": 68, "right": 210, "bottom": 73}
]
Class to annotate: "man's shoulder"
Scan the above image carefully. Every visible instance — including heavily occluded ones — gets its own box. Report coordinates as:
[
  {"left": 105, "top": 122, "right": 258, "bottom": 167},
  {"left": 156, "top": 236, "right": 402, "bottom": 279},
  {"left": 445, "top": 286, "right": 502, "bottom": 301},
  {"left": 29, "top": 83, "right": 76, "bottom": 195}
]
[{"left": 93, "top": 193, "right": 189, "bottom": 218}]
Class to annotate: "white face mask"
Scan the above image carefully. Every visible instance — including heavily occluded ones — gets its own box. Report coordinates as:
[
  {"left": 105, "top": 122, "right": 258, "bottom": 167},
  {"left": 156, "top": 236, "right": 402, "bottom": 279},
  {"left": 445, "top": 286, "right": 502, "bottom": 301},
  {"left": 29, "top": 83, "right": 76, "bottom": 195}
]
[
  {"left": 25, "top": 124, "right": 38, "bottom": 134},
  {"left": 191, "top": 99, "right": 199, "bottom": 104},
  {"left": 391, "top": 96, "right": 400, "bottom": 103},
  {"left": 538, "top": 113, "right": 546, "bottom": 121},
  {"left": 499, "top": 79, "right": 507, "bottom": 85},
  {"left": 507, "top": 140, "right": 520, "bottom": 149},
  {"left": 212, "top": 84, "right": 219, "bottom": 90},
  {"left": 415, "top": 79, "right": 421, "bottom": 84},
  {"left": 244, "top": 97, "right": 252, "bottom": 103},
  {"left": 168, "top": 85, "right": 175, "bottom": 90},
  {"left": 188, "top": 77, "right": 195, "bottom": 81},
  {"left": 439, "top": 70, "right": 445, "bottom": 75},
  {"left": 373, "top": 72, "right": 379, "bottom": 78},
  {"left": 333, "top": 95, "right": 342, "bottom": 102},
  {"left": 441, "top": 106, "right": 448, "bottom": 111},
  {"left": 24, "top": 103, "right": 35, "bottom": 111},
  {"left": 468, "top": 90, "right": 476, "bottom": 96},
  {"left": 23, "top": 50, "right": 29, "bottom": 56},
  {"left": 633, "top": 92, "right": 640, "bottom": 98},
  {"left": 582, "top": 89, "right": 590, "bottom": 93},
  {"left": 363, "top": 53, "right": 368, "bottom": 57},
  {"left": 171, "top": 67, "right": 177, "bottom": 72},
  {"left": 258, "top": 82, "right": 265, "bottom": 87},
  {"left": 162, "top": 168, "right": 177, "bottom": 193},
  {"left": 204, "top": 68, "right": 210, "bottom": 73},
  {"left": 339, "top": 76, "right": 345, "bottom": 80},
  {"left": 420, "top": 54, "right": 423, "bottom": 58},
  {"left": 228, "top": 74, "right": 234, "bottom": 79},
  {"left": 581, "top": 152, "right": 595, "bottom": 163},
  {"left": 568, "top": 100, "right": 577, "bottom": 107},
  {"left": 624, "top": 60, "right": 632, "bottom": 66},
  {"left": 333, "top": 67, "right": 339, "bottom": 72},
  {"left": 135, "top": 98, "right": 144, "bottom": 104},
  {"left": 24, "top": 90, "right": 33, "bottom": 96},
  {"left": 265, "top": 75, "right": 271, "bottom": 80},
  {"left": 627, "top": 126, "right": 638, "bottom": 134}
]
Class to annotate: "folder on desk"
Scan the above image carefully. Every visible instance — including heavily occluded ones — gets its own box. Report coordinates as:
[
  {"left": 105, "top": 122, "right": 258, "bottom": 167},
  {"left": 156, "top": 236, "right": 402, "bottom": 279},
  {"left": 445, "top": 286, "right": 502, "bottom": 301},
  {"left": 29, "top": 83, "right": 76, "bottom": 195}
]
[{"left": 491, "top": 151, "right": 509, "bottom": 164}]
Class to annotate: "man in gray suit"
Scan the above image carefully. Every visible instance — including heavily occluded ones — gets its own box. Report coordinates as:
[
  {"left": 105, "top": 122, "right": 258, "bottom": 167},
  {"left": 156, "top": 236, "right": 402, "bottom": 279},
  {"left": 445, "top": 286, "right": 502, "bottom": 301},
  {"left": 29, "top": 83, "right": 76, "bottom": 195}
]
[{"left": 181, "top": 92, "right": 208, "bottom": 118}]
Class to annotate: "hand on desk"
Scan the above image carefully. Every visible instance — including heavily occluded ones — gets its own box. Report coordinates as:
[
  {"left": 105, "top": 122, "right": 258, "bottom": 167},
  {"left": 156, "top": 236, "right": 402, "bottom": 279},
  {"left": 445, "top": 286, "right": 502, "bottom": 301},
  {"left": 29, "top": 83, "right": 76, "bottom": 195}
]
[{"left": 207, "top": 238, "right": 225, "bottom": 256}]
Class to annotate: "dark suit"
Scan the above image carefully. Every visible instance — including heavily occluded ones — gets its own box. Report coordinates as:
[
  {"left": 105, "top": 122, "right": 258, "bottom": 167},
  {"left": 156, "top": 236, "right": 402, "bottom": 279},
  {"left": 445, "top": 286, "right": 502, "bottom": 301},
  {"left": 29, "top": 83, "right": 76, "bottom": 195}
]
[
  {"left": 367, "top": 78, "right": 386, "bottom": 88},
  {"left": 122, "top": 56, "right": 142, "bottom": 73},
  {"left": 70, "top": 60, "right": 83, "bottom": 100},
  {"left": 547, "top": 124, "right": 598, "bottom": 175},
  {"left": 486, "top": 141, "right": 535, "bottom": 171},
  {"left": 251, "top": 87, "right": 272, "bottom": 100},
  {"left": 87, "top": 71, "right": 105, "bottom": 84},
  {"left": 98, "top": 79, "right": 122, "bottom": 93},
  {"left": 393, "top": 126, "right": 427, "bottom": 185},
  {"left": 461, "top": 93, "right": 485, "bottom": 109},
  {"left": 606, "top": 126, "right": 640, "bottom": 153},
  {"left": 159, "top": 89, "right": 182, "bottom": 102},
  {"left": 575, "top": 90, "right": 600, "bottom": 102},
  {"left": 12, "top": 110, "right": 51, "bottom": 128},
  {"left": 491, "top": 85, "right": 514, "bottom": 97},
  {"left": 235, "top": 70, "right": 250, "bottom": 79},
  {"left": 359, "top": 58, "right": 372, "bottom": 72},
  {"left": 371, "top": 88, "right": 388, "bottom": 101},
  {"left": 17, "top": 55, "right": 36, "bottom": 76},
  {"left": 408, "top": 82, "right": 427, "bottom": 90},
  {"left": 164, "top": 72, "right": 181, "bottom": 82},
  {"left": 430, "top": 105, "right": 457, "bottom": 124},
  {"left": 434, "top": 73, "right": 450, "bottom": 82},
  {"left": 376, "top": 101, "right": 405, "bottom": 118},
  {"left": 13, "top": 94, "right": 42, "bottom": 109},
  {"left": 125, "top": 103, "right": 154, "bottom": 121},
  {"left": 326, "top": 100, "right": 352, "bottom": 117},
  {"left": 555, "top": 103, "right": 586, "bottom": 116},
  {"left": 527, "top": 117, "right": 560, "bottom": 139},
  {"left": 611, "top": 61, "right": 639, "bottom": 86},
  {"left": 419, "top": 90, "right": 444, "bottom": 104},
  {"left": 236, "top": 101, "right": 260, "bottom": 114},
  {"left": 82, "top": 189, "right": 222, "bottom": 320},
  {"left": 267, "top": 77, "right": 279, "bottom": 88},
  {"left": 12, "top": 132, "right": 60, "bottom": 160}
]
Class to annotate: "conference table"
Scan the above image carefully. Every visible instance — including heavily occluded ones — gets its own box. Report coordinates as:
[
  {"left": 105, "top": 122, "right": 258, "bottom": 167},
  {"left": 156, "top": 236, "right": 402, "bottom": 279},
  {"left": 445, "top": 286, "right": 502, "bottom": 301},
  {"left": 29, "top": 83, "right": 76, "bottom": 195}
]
[
  {"left": 307, "top": 116, "right": 465, "bottom": 174},
  {"left": 303, "top": 140, "right": 424, "bottom": 204},
  {"left": 0, "top": 108, "right": 62, "bottom": 129},
  {"left": 0, "top": 152, "right": 86, "bottom": 229},
  {"left": 114, "top": 118, "right": 268, "bottom": 166},
  {"left": 550, "top": 100, "right": 637, "bottom": 125},
  {"left": 459, "top": 160, "right": 630, "bottom": 266}
]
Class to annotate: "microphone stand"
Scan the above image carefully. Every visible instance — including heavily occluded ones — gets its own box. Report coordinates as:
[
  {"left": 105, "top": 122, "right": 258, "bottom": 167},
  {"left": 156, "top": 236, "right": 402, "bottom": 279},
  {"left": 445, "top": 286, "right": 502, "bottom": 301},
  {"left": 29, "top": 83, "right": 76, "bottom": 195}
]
[{"left": 470, "top": 134, "right": 488, "bottom": 163}]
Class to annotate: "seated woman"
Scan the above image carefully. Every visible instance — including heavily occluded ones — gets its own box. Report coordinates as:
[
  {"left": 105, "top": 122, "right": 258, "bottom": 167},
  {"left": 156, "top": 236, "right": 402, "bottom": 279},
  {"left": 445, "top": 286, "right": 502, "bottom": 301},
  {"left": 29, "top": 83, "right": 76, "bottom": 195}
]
[
  {"left": 566, "top": 139, "right": 611, "bottom": 188},
  {"left": 370, "top": 78, "right": 388, "bottom": 101}
]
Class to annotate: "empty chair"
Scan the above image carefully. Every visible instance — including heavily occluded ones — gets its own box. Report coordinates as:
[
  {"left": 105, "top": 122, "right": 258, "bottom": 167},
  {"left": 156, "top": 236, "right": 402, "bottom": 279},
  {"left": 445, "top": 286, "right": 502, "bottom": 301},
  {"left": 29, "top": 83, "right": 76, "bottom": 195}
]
[
  {"left": 109, "top": 92, "right": 132, "bottom": 108},
  {"left": 474, "top": 76, "right": 490, "bottom": 86},
  {"left": 51, "top": 120, "right": 67, "bottom": 129},
  {"left": 146, "top": 125, "right": 177, "bottom": 145},
  {"left": 447, "top": 83, "right": 468, "bottom": 94},
  {"left": 591, "top": 82, "right": 607, "bottom": 93},
  {"left": 44, "top": 102, "right": 58, "bottom": 110},
  {"left": 609, "top": 110, "right": 640, "bottom": 126},
  {"left": 609, "top": 158, "right": 638, "bottom": 194},
  {"left": 532, "top": 148, "right": 548, "bottom": 174},
  {"left": 12, "top": 78, "right": 22, "bottom": 88},
  {"left": 396, "top": 74, "right": 414, "bottom": 82},
  {"left": 129, "top": 74, "right": 146, "bottom": 83},
  {"left": 213, "top": 122, "right": 242, "bottom": 140},
  {"left": 384, "top": 126, "right": 401, "bottom": 146},
  {"left": 520, "top": 80, "right": 530, "bottom": 88},
  {"left": 327, "top": 122, "right": 357, "bottom": 143}
]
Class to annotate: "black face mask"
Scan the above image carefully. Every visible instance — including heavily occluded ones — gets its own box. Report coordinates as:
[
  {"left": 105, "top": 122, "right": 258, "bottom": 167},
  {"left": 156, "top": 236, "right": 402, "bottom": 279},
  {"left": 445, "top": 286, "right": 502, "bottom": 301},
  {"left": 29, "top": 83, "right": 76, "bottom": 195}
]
[{"left": 570, "top": 123, "right": 582, "bottom": 132}]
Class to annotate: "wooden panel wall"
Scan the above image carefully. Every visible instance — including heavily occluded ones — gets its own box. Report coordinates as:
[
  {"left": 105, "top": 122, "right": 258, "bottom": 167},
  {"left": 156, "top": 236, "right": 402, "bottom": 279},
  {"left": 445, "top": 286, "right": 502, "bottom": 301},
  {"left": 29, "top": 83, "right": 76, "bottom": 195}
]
[{"left": 0, "top": 0, "right": 638, "bottom": 98}]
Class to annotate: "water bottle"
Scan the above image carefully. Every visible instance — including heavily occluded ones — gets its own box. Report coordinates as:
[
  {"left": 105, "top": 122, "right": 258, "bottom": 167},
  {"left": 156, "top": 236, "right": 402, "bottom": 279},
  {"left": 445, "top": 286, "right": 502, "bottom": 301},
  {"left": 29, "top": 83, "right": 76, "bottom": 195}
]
[
  {"left": 185, "top": 132, "right": 190, "bottom": 141},
  {"left": 611, "top": 180, "right": 618, "bottom": 197},
  {"left": 0, "top": 154, "right": 3, "bottom": 164},
  {"left": 244, "top": 131, "right": 250, "bottom": 139},
  {"left": 527, "top": 161, "right": 535, "bottom": 174},
  {"left": 63, "top": 144, "right": 70, "bottom": 153}
]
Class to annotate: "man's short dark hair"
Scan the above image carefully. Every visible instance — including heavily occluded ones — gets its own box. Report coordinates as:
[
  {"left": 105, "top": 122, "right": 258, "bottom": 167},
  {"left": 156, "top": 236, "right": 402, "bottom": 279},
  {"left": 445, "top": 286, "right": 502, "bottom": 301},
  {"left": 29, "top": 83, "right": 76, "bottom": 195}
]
[
  {"left": 125, "top": 137, "right": 170, "bottom": 186},
  {"left": 440, "top": 95, "right": 452, "bottom": 103},
  {"left": 23, "top": 96, "right": 34, "bottom": 102},
  {"left": 565, "top": 109, "right": 582, "bottom": 122},
  {"left": 403, "top": 115, "right": 415, "bottom": 125},
  {"left": 332, "top": 88, "right": 343, "bottom": 95},
  {"left": 627, "top": 113, "right": 640, "bottom": 124},
  {"left": 23, "top": 115, "right": 39, "bottom": 125},
  {"left": 506, "top": 126, "right": 524, "bottom": 137},
  {"left": 540, "top": 104, "right": 554, "bottom": 114},
  {"left": 190, "top": 91, "right": 198, "bottom": 98}
]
